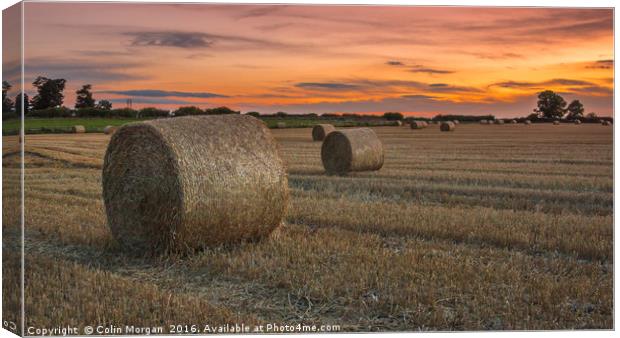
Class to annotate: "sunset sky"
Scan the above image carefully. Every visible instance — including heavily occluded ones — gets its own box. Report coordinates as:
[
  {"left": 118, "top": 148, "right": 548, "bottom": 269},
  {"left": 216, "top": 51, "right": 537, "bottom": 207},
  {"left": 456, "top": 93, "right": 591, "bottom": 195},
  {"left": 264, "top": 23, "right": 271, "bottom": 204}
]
[{"left": 3, "top": 3, "right": 614, "bottom": 117}]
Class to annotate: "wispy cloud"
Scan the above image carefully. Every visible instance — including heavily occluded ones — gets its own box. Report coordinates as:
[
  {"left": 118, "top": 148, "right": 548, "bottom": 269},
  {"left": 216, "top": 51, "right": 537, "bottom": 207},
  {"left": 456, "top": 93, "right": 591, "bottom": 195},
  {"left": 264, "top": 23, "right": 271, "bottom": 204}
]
[
  {"left": 127, "top": 31, "right": 214, "bottom": 48},
  {"left": 386, "top": 60, "right": 405, "bottom": 66},
  {"left": 384, "top": 60, "right": 453, "bottom": 74},
  {"left": 491, "top": 78, "right": 595, "bottom": 89},
  {"left": 125, "top": 30, "right": 291, "bottom": 50},
  {"left": 409, "top": 66, "right": 454, "bottom": 74},
  {"left": 102, "top": 89, "right": 228, "bottom": 98},
  {"left": 586, "top": 59, "right": 613, "bottom": 69},
  {"left": 24, "top": 58, "right": 148, "bottom": 82},
  {"left": 295, "top": 82, "right": 361, "bottom": 90}
]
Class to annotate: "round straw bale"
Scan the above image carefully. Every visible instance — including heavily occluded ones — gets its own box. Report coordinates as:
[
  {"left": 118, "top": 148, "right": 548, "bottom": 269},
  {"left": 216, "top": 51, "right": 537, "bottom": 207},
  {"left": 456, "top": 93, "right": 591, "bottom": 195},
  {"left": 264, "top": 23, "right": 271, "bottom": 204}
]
[
  {"left": 480, "top": 120, "right": 488, "bottom": 124},
  {"left": 102, "top": 115, "right": 288, "bottom": 253},
  {"left": 394, "top": 120, "right": 403, "bottom": 126},
  {"left": 553, "top": 120, "right": 560, "bottom": 125},
  {"left": 524, "top": 120, "right": 532, "bottom": 125},
  {"left": 440, "top": 121, "right": 456, "bottom": 132},
  {"left": 276, "top": 122, "right": 286, "bottom": 128},
  {"left": 72, "top": 125, "right": 86, "bottom": 133},
  {"left": 510, "top": 120, "right": 517, "bottom": 124},
  {"left": 103, "top": 125, "right": 117, "bottom": 135},
  {"left": 312, "top": 124, "right": 336, "bottom": 141},
  {"left": 495, "top": 119, "right": 505, "bottom": 125},
  {"left": 410, "top": 121, "right": 427, "bottom": 129},
  {"left": 574, "top": 120, "right": 582, "bottom": 125},
  {"left": 321, "top": 128, "right": 383, "bottom": 175},
  {"left": 602, "top": 120, "right": 612, "bottom": 126},
  {"left": 453, "top": 120, "right": 460, "bottom": 124}
]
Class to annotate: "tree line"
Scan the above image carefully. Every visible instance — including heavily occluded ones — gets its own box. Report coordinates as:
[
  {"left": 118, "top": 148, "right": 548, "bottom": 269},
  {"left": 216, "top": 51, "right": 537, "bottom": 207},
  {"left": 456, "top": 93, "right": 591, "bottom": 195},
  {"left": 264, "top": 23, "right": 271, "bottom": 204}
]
[
  {"left": 529, "top": 90, "right": 597, "bottom": 120},
  {"left": 0, "top": 77, "right": 604, "bottom": 121},
  {"left": 1, "top": 77, "right": 242, "bottom": 119}
]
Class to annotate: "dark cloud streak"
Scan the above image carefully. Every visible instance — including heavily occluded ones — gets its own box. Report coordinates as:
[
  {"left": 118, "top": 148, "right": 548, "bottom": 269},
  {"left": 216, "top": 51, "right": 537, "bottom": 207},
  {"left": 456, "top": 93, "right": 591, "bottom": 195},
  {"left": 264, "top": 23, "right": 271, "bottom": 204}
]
[{"left": 102, "top": 89, "right": 227, "bottom": 98}]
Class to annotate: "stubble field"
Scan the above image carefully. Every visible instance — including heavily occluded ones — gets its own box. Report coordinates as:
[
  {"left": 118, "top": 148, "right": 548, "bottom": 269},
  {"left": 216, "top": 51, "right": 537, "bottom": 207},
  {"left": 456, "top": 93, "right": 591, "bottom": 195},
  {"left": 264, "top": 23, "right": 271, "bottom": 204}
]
[{"left": 2, "top": 123, "right": 613, "bottom": 332}]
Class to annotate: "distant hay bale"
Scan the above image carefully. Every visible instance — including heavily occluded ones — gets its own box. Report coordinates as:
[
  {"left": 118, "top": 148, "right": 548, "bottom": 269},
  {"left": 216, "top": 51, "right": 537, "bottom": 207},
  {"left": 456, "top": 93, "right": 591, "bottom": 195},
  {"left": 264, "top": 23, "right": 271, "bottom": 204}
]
[
  {"left": 102, "top": 115, "right": 288, "bottom": 253},
  {"left": 510, "top": 120, "right": 517, "bottom": 124},
  {"left": 553, "top": 120, "right": 560, "bottom": 125},
  {"left": 453, "top": 120, "right": 460, "bottom": 124},
  {"left": 312, "top": 124, "right": 336, "bottom": 141},
  {"left": 410, "top": 121, "right": 427, "bottom": 129},
  {"left": 440, "top": 121, "right": 456, "bottom": 132},
  {"left": 574, "top": 120, "right": 582, "bottom": 125},
  {"left": 494, "top": 120, "right": 504, "bottom": 125},
  {"left": 602, "top": 120, "right": 612, "bottom": 126},
  {"left": 480, "top": 120, "right": 488, "bottom": 124},
  {"left": 524, "top": 120, "right": 532, "bottom": 125},
  {"left": 72, "top": 125, "right": 86, "bottom": 133},
  {"left": 394, "top": 120, "right": 403, "bottom": 126},
  {"left": 321, "top": 128, "right": 384, "bottom": 175},
  {"left": 276, "top": 122, "right": 286, "bottom": 128},
  {"left": 103, "top": 125, "right": 117, "bottom": 135}
]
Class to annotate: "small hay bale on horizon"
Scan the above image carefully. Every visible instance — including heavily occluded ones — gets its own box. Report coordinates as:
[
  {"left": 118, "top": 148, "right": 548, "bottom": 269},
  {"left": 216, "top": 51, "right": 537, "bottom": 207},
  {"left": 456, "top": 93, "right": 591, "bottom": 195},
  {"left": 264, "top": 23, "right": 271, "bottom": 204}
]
[
  {"left": 312, "top": 124, "right": 336, "bottom": 141},
  {"left": 574, "top": 120, "right": 582, "bottom": 125},
  {"left": 72, "top": 125, "right": 86, "bottom": 133},
  {"left": 394, "top": 120, "right": 403, "bottom": 126},
  {"left": 553, "top": 120, "right": 560, "bottom": 125},
  {"left": 102, "top": 115, "right": 289, "bottom": 253},
  {"left": 276, "top": 122, "right": 286, "bottom": 128},
  {"left": 495, "top": 120, "right": 505, "bottom": 125},
  {"left": 103, "top": 125, "right": 117, "bottom": 135},
  {"left": 440, "top": 121, "right": 456, "bottom": 132},
  {"left": 510, "top": 120, "right": 517, "bottom": 124},
  {"left": 321, "top": 128, "right": 384, "bottom": 175},
  {"left": 480, "top": 120, "right": 488, "bottom": 124},
  {"left": 524, "top": 120, "right": 532, "bottom": 125},
  {"left": 410, "top": 121, "right": 428, "bottom": 129},
  {"left": 453, "top": 120, "right": 460, "bottom": 124},
  {"left": 602, "top": 120, "right": 612, "bottom": 126}
]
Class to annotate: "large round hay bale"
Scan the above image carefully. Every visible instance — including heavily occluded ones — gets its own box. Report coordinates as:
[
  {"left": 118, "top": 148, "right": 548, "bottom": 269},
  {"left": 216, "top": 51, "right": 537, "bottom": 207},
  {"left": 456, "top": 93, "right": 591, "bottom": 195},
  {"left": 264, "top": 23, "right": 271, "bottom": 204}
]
[
  {"left": 440, "top": 121, "right": 456, "bottom": 132},
  {"left": 602, "top": 120, "right": 612, "bottom": 126},
  {"left": 102, "top": 115, "right": 288, "bottom": 253},
  {"left": 321, "top": 128, "right": 383, "bottom": 175},
  {"left": 394, "top": 120, "right": 403, "bottom": 126},
  {"left": 103, "top": 125, "right": 117, "bottom": 135},
  {"left": 495, "top": 119, "right": 504, "bottom": 125},
  {"left": 510, "top": 120, "right": 517, "bottom": 124},
  {"left": 480, "top": 120, "right": 488, "bottom": 124},
  {"left": 524, "top": 120, "right": 532, "bottom": 125},
  {"left": 410, "top": 121, "right": 427, "bottom": 129},
  {"left": 453, "top": 120, "right": 460, "bottom": 124},
  {"left": 553, "top": 120, "right": 560, "bottom": 125},
  {"left": 72, "top": 125, "right": 86, "bottom": 133},
  {"left": 574, "top": 120, "right": 582, "bottom": 125},
  {"left": 276, "top": 122, "right": 286, "bottom": 129},
  {"left": 312, "top": 124, "right": 336, "bottom": 141}
]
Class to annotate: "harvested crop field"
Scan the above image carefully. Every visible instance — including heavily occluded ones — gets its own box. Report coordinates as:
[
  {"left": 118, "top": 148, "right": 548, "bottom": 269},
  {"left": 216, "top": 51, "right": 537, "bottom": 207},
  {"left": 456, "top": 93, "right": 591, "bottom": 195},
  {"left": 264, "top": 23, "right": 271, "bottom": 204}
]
[{"left": 2, "top": 123, "right": 613, "bottom": 332}]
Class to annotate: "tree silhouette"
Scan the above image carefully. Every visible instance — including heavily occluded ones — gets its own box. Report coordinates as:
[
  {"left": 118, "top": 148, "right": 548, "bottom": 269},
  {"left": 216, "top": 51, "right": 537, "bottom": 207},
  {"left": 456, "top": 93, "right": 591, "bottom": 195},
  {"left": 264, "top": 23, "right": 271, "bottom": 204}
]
[
  {"left": 15, "top": 93, "right": 29, "bottom": 114},
  {"left": 383, "top": 112, "right": 404, "bottom": 121},
  {"left": 533, "top": 90, "right": 566, "bottom": 119},
  {"left": 565, "top": 100, "right": 585, "bottom": 120},
  {"left": 96, "top": 100, "right": 113, "bottom": 110},
  {"left": 2, "top": 81, "right": 13, "bottom": 112},
  {"left": 75, "top": 84, "right": 95, "bottom": 109},
  {"left": 31, "top": 76, "right": 66, "bottom": 110},
  {"left": 204, "top": 106, "right": 240, "bottom": 115}
]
